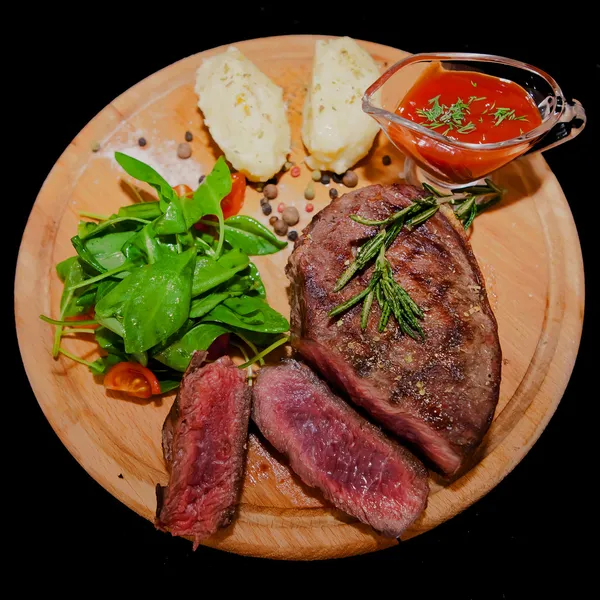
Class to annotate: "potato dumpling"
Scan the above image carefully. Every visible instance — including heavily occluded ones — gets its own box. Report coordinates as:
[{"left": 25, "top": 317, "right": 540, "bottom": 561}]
[
  {"left": 302, "top": 37, "right": 381, "bottom": 174},
  {"left": 195, "top": 47, "right": 291, "bottom": 182}
]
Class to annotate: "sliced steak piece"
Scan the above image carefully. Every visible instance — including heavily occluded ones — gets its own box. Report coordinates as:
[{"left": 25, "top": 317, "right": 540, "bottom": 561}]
[
  {"left": 156, "top": 353, "right": 251, "bottom": 548},
  {"left": 287, "top": 183, "right": 501, "bottom": 475},
  {"left": 252, "top": 360, "right": 429, "bottom": 537}
]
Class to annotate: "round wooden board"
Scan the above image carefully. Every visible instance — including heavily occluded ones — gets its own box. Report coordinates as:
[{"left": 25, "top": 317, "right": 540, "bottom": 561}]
[{"left": 15, "top": 35, "right": 584, "bottom": 560}]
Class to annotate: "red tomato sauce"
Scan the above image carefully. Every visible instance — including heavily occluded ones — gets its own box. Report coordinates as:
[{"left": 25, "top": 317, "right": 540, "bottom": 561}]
[
  {"left": 389, "top": 64, "right": 543, "bottom": 183},
  {"left": 397, "top": 66, "right": 542, "bottom": 143}
]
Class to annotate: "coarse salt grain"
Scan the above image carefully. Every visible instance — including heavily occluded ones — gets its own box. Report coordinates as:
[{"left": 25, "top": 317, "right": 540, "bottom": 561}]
[{"left": 97, "top": 135, "right": 204, "bottom": 189}]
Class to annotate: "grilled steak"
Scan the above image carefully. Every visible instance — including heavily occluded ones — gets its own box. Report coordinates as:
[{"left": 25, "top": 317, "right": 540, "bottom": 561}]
[
  {"left": 156, "top": 353, "right": 251, "bottom": 548},
  {"left": 252, "top": 360, "right": 429, "bottom": 537},
  {"left": 287, "top": 183, "right": 501, "bottom": 475}
]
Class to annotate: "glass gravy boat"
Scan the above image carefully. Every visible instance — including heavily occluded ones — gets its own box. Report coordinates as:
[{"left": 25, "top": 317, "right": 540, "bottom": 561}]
[{"left": 363, "top": 53, "right": 586, "bottom": 189}]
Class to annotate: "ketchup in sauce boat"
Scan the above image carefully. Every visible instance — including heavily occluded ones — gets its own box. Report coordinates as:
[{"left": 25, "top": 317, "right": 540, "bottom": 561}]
[{"left": 390, "top": 64, "right": 543, "bottom": 184}]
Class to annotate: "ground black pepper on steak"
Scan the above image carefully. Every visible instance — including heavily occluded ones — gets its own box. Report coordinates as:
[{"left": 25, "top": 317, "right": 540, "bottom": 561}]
[
  {"left": 156, "top": 352, "right": 251, "bottom": 548},
  {"left": 286, "top": 183, "right": 502, "bottom": 475},
  {"left": 252, "top": 360, "right": 429, "bottom": 537}
]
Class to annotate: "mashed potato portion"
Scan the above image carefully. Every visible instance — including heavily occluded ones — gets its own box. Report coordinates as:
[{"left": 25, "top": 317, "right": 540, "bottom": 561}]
[
  {"left": 302, "top": 37, "right": 381, "bottom": 174},
  {"left": 195, "top": 47, "right": 291, "bottom": 182}
]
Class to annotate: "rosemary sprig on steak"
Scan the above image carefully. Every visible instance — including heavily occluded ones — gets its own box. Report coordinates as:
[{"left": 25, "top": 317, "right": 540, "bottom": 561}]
[
  {"left": 331, "top": 246, "right": 425, "bottom": 339},
  {"left": 329, "top": 180, "right": 504, "bottom": 337}
]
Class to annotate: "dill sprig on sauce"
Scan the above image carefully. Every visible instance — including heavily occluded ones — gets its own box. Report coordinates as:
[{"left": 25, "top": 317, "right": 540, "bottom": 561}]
[{"left": 416, "top": 94, "right": 526, "bottom": 135}]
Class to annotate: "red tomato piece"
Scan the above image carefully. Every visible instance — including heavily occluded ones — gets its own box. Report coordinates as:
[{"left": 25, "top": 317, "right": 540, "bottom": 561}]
[
  {"left": 221, "top": 172, "right": 246, "bottom": 219},
  {"left": 104, "top": 362, "right": 161, "bottom": 399},
  {"left": 173, "top": 184, "right": 193, "bottom": 198}
]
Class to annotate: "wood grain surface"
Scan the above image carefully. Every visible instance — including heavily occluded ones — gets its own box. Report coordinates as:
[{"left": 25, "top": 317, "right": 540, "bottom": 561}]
[{"left": 14, "top": 35, "right": 584, "bottom": 560}]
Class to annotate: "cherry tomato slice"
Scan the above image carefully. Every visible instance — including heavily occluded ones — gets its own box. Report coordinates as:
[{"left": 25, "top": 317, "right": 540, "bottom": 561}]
[
  {"left": 221, "top": 172, "right": 246, "bottom": 219},
  {"left": 104, "top": 362, "right": 161, "bottom": 399},
  {"left": 192, "top": 173, "right": 245, "bottom": 230},
  {"left": 173, "top": 184, "right": 193, "bottom": 198}
]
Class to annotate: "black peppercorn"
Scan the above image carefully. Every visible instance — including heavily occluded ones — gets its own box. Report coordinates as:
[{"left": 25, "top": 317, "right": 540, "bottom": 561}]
[
  {"left": 185, "top": 131, "right": 193, "bottom": 142},
  {"left": 320, "top": 173, "right": 331, "bottom": 185},
  {"left": 262, "top": 203, "right": 273, "bottom": 215},
  {"left": 329, "top": 188, "right": 339, "bottom": 200},
  {"left": 287, "top": 230, "right": 298, "bottom": 241}
]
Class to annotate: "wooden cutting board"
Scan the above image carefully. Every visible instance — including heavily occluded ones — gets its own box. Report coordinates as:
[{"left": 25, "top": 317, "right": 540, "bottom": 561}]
[{"left": 14, "top": 35, "right": 584, "bottom": 560}]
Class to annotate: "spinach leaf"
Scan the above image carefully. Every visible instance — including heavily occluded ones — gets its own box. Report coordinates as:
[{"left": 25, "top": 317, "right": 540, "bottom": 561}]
[
  {"left": 75, "top": 289, "right": 97, "bottom": 311},
  {"left": 203, "top": 295, "right": 289, "bottom": 333},
  {"left": 56, "top": 256, "right": 76, "bottom": 282},
  {"left": 78, "top": 220, "right": 100, "bottom": 239},
  {"left": 95, "top": 326, "right": 126, "bottom": 355},
  {"left": 153, "top": 194, "right": 187, "bottom": 235},
  {"left": 118, "top": 201, "right": 162, "bottom": 221},
  {"left": 223, "top": 215, "right": 287, "bottom": 256},
  {"left": 88, "top": 353, "right": 122, "bottom": 376},
  {"left": 115, "top": 152, "right": 188, "bottom": 236},
  {"left": 115, "top": 152, "right": 178, "bottom": 206},
  {"left": 85, "top": 231, "right": 137, "bottom": 271},
  {"left": 95, "top": 248, "right": 195, "bottom": 353},
  {"left": 155, "top": 322, "right": 229, "bottom": 372},
  {"left": 192, "top": 249, "right": 249, "bottom": 297},
  {"left": 52, "top": 257, "right": 92, "bottom": 357},
  {"left": 95, "top": 279, "right": 119, "bottom": 303},
  {"left": 227, "top": 262, "right": 266, "bottom": 298},
  {"left": 79, "top": 217, "right": 148, "bottom": 241},
  {"left": 184, "top": 156, "right": 231, "bottom": 256},
  {"left": 124, "top": 222, "right": 178, "bottom": 264},
  {"left": 59, "top": 258, "right": 91, "bottom": 319},
  {"left": 230, "top": 327, "right": 280, "bottom": 349},
  {"left": 189, "top": 291, "right": 241, "bottom": 319},
  {"left": 71, "top": 235, "right": 107, "bottom": 273},
  {"left": 158, "top": 380, "right": 181, "bottom": 394}
]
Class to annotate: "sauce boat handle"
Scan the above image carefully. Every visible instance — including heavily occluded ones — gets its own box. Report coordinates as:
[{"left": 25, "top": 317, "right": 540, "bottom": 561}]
[{"left": 526, "top": 98, "right": 586, "bottom": 155}]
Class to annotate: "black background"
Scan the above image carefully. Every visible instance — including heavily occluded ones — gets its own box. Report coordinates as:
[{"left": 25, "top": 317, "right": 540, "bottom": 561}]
[{"left": 11, "top": 8, "right": 596, "bottom": 591}]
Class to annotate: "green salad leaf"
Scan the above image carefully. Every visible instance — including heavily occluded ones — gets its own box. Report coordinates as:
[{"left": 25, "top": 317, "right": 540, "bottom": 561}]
[
  {"left": 155, "top": 322, "right": 229, "bottom": 372},
  {"left": 115, "top": 152, "right": 179, "bottom": 206},
  {"left": 95, "top": 248, "right": 195, "bottom": 353},
  {"left": 203, "top": 295, "right": 289, "bottom": 333},
  {"left": 223, "top": 215, "right": 287, "bottom": 255},
  {"left": 192, "top": 249, "right": 249, "bottom": 297},
  {"left": 42, "top": 152, "right": 290, "bottom": 391}
]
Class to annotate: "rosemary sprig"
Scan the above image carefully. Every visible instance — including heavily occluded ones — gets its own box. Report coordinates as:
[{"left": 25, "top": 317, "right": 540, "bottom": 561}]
[
  {"left": 333, "top": 228, "right": 387, "bottom": 292},
  {"left": 330, "top": 246, "right": 425, "bottom": 338},
  {"left": 330, "top": 179, "right": 505, "bottom": 338},
  {"left": 350, "top": 203, "right": 419, "bottom": 227}
]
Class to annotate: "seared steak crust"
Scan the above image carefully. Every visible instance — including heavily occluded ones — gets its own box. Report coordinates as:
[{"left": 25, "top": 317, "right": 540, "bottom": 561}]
[
  {"left": 286, "top": 183, "right": 501, "bottom": 474},
  {"left": 252, "top": 360, "right": 429, "bottom": 537}
]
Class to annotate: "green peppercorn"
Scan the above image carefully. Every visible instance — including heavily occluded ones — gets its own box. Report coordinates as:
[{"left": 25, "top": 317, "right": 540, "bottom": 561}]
[{"left": 304, "top": 182, "right": 315, "bottom": 200}]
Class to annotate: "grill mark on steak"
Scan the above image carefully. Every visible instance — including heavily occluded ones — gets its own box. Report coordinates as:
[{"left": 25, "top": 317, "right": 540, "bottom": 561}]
[
  {"left": 252, "top": 360, "right": 429, "bottom": 537},
  {"left": 156, "top": 353, "right": 251, "bottom": 549},
  {"left": 287, "top": 183, "right": 501, "bottom": 475}
]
